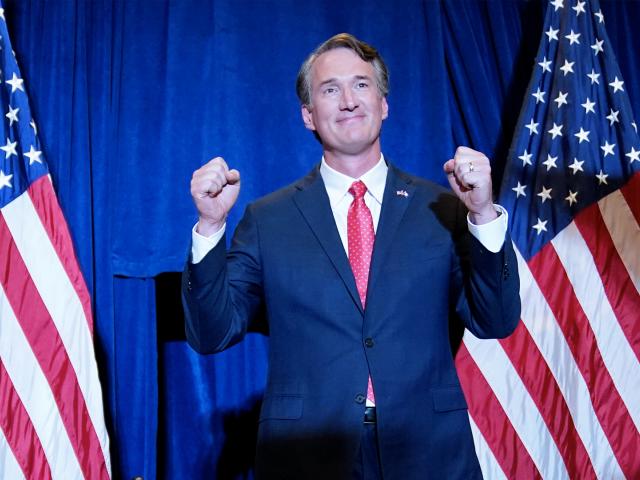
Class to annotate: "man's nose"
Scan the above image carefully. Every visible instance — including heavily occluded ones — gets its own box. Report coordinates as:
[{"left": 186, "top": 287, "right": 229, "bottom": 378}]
[{"left": 339, "top": 88, "right": 358, "bottom": 111}]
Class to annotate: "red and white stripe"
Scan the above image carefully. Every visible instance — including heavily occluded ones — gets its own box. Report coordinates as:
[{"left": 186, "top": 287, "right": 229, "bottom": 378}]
[
  {"left": 0, "top": 176, "right": 111, "bottom": 479},
  {"left": 457, "top": 173, "right": 640, "bottom": 479}
]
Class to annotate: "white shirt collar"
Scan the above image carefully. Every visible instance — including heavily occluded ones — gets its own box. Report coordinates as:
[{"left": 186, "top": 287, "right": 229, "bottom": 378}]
[{"left": 319, "top": 154, "right": 388, "bottom": 207}]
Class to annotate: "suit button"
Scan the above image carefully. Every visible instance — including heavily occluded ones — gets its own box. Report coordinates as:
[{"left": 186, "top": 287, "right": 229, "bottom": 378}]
[
  {"left": 355, "top": 394, "right": 366, "bottom": 404},
  {"left": 364, "top": 338, "right": 374, "bottom": 348}
]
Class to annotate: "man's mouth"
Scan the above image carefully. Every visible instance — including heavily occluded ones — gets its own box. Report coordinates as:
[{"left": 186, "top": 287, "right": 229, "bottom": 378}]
[{"left": 336, "top": 115, "right": 365, "bottom": 124}]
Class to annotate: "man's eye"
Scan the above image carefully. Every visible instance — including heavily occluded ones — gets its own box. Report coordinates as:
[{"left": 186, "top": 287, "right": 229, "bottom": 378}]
[
  {"left": 356, "top": 82, "right": 369, "bottom": 88},
  {"left": 323, "top": 87, "right": 337, "bottom": 95}
]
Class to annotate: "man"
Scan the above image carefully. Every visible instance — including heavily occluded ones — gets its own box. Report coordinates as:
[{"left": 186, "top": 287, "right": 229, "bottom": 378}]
[{"left": 182, "top": 33, "right": 520, "bottom": 479}]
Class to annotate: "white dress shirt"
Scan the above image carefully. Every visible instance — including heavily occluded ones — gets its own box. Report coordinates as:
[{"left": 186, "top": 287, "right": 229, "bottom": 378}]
[{"left": 191, "top": 155, "right": 508, "bottom": 263}]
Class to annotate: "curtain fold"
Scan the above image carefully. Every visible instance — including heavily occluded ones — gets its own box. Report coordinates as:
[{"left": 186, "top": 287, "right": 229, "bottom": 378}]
[{"left": 4, "top": 0, "right": 638, "bottom": 477}]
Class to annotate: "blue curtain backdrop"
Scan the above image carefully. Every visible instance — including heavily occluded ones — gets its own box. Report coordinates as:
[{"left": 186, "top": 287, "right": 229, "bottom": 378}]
[{"left": 4, "top": 1, "right": 639, "bottom": 478}]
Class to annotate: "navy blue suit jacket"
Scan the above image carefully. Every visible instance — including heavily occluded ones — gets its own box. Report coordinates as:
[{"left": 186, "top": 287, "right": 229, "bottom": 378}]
[{"left": 182, "top": 163, "right": 520, "bottom": 479}]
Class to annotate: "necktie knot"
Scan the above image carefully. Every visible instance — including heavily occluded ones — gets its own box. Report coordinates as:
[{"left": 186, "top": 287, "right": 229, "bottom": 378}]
[{"left": 349, "top": 180, "right": 368, "bottom": 200}]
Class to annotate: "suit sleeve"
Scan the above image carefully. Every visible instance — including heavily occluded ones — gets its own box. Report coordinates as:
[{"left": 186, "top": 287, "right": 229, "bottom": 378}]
[
  {"left": 181, "top": 204, "right": 264, "bottom": 354},
  {"left": 451, "top": 200, "right": 521, "bottom": 339}
]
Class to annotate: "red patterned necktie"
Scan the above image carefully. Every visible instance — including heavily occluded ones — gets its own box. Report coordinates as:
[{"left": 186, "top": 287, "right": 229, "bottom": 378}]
[
  {"left": 348, "top": 181, "right": 374, "bottom": 307},
  {"left": 347, "top": 180, "right": 376, "bottom": 404}
]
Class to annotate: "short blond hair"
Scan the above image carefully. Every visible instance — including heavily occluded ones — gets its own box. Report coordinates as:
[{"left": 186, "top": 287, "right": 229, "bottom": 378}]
[{"left": 296, "top": 33, "right": 389, "bottom": 106}]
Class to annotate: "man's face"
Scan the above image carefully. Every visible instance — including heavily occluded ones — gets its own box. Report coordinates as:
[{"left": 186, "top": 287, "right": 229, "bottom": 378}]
[{"left": 301, "top": 48, "right": 388, "bottom": 156}]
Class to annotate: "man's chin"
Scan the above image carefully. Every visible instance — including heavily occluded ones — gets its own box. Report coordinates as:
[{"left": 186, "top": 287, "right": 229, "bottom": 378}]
[{"left": 324, "top": 138, "right": 379, "bottom": 156}]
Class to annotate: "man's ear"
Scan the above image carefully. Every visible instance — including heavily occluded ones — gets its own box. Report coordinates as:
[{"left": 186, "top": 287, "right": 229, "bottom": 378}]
[
  {"left": 381, "top": 97, "right": 389, "bottom": 120},
  {"left": 301, "top": 104, "right": 316, "bottom": 131}
]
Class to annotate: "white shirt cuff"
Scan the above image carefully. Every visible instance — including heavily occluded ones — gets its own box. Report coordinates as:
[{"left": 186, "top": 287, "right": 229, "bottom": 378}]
[
  {"left": 191, "top": 222, "right": 226, "bottom": 264},
  {"left": 467, "top": 205, "right": 508, "bottom": 253}
]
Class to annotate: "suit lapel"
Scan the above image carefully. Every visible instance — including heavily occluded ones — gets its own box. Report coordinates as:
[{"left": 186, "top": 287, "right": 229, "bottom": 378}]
[
  {"left": 292, "top": 167, "right": 364, "bottom": 313},
  {"left": 367, "top": 165, "right": 415, "bottom": 295}
]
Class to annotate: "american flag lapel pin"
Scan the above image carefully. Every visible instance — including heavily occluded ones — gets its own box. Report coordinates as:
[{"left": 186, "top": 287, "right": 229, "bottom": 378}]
[{"left": 396, "top": 189, "right": 409, "bottom": 197}]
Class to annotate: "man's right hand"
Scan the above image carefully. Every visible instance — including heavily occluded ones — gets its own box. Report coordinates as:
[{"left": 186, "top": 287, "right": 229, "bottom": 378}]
[{"left": 190, "top": 157, "right": 241, "bottom": 237}]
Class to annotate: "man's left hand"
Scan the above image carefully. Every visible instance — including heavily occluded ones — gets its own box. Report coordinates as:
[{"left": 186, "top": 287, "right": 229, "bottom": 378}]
[{"left": 443, "top": 146, "right": 498, "bottom": 225}]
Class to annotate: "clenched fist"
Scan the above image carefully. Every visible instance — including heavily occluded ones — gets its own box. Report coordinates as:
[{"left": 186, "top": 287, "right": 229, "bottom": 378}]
[
  {"left": 443, "top": 146, "right": 498, "bottom": 225},
  {"left": 190, "top": 157, "right": 241, "bottom": 236}
]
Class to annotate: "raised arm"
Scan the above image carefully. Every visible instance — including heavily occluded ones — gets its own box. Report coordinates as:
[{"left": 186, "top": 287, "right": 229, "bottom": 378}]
[{"left": 182, "top": 157, "right": 263, "bottom": 354}]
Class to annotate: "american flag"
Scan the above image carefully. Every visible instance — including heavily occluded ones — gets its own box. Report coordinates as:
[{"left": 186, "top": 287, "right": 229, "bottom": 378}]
[
  {"left": 0, "top": 4, "right": 111, "bottom": 479},
  {"left": 456, "top": 0, "right": 640, "bottom": 478}
]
